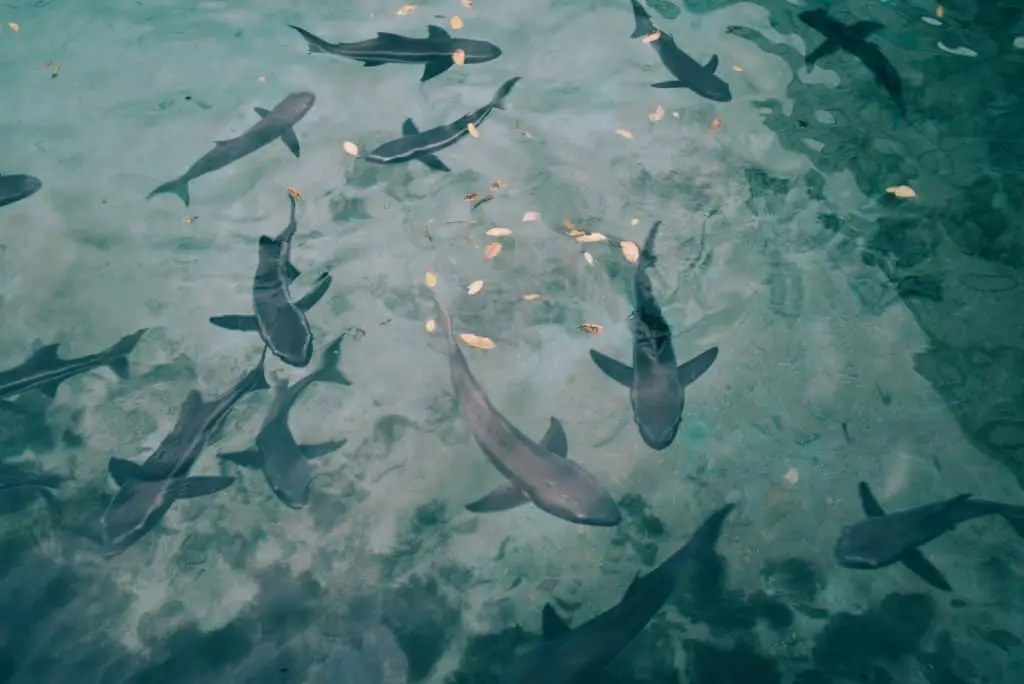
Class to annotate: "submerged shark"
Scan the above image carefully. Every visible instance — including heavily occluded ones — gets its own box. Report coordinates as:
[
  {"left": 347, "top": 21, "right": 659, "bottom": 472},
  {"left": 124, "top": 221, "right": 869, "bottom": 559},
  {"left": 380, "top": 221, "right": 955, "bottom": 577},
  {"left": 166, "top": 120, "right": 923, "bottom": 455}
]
[
  {"left": 500, "top": 503, "right": 734, "bottom": 683},
  {"left": 289, "top": 23, "right": 501, "bottom": 82},
  {"left": 589, "top": 222, "right": 718, "bottom": 451},
  {"left": 364, "top": 76, "right": 520, "bottom": 172},
  {"left": 0, "top": 462, "right": 63, "bottom": 494},
  {"left": 0, "top": 328, "right": 147, "bottom": 412},
  {"left": 209, "top": 195, "right": 333, "bottom": 368},
  {"left": 431, "top": 291, "right": 621, "bottom": 527},
  {"left": 219, "top": 334, "right": 352, "bottom": 508},
  {"left": 836, "top": 481, "right": 1024, "bottom": 591},
  {"left": 147, "top": 91, "right": 316, "bottom": 207},
  {"left": 799, "top": 9, "right": 905, "bottom": 115},
  {"left": 0, "top": 173, "right": 42, "bottom": 208},
  {"left": 629, "top": 0, "right": 731, "bottom": 102}
]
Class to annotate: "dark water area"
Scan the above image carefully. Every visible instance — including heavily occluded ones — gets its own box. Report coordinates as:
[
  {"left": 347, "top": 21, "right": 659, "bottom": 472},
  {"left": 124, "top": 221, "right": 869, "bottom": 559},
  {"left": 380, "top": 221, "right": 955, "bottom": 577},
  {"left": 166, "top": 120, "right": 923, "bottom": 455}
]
[{"left": 1, "top": 0, "right": 1023, "bottom": 682}]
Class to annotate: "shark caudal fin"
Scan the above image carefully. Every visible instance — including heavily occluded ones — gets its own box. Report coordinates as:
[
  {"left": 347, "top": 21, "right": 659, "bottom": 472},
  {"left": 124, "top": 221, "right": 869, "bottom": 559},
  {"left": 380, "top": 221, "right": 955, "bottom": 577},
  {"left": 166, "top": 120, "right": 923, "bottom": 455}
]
[
  {"left": 288, "top": 25, "right": 336, "bottom": 55},
  {"left": 102, "top": 328, "right": 148, "bottom": 380},
  {"left": 629, "top": 0, "right": 657, "bottom": 39},
  {"left": 146, "top": 176, "right": 191, "bottom": 207},
  {"left": 490, "top": 77, "right": 521, "bottom": 110}
]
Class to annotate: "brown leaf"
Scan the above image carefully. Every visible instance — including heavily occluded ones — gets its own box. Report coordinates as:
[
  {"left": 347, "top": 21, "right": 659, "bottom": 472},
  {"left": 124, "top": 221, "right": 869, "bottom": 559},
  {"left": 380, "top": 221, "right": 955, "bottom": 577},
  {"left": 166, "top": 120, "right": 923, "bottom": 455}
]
[
  {"left": 461, "top": 0, "right": 474, "bottom": 7},
  {"left": 521, "top": 293, "right": 542, "bottom": 301},
  {"left": 8, "top": 21, "right": 20, "bottom": 32},
  {"left": 286, "top": 186, "right": 302, "bottom": 199},
  {"left": 486, "top": 227, "right": 512, "bottom": 237},
  {"left": 471, "top": 194, "right": 494, "bottom": 210},
  {"left": 649, "top": 105, "right": 665, "bottom": 122},
  {"left": 396, "top": 3, "right": 416, "bottom": 15},
  {"left": 467, "top": 280, "right": 484, "bottom": 295},
  {"left": 464, "top": 193, "right": 481, "bottom": 202},
  {"left": 621, "top": 240, "right": 640, "bottom": 263},
  {"left": 732, "top": 65, "right": 744, "bottom": 72},
  {"left": 450, "top": 15, "right": 464, "bottom": 29},
  {"left": 181, "top": 215, "right": 198, "bottom": 224},
  {"left": 467, "top": 122, "right": 480, "bottom": 138},
  {"left": 490, "top": 179, "right": 507, "bottom": 192},
  {"left": 579, "top": 323, "right": 604, "bottom": 334},
  {"left": 515, "top": 120, "right": 534, "bottom": 138},
  {"left": 459, "top": 333, "right": 495, "bottom": 349},
  {"left": 424, "top": 271, "right": 438, "bottom": 288},
  {"left": 452, "top": 48, "right": 466, "bottom": 65},
  {"left": 484, "top": 242, "right": 502, "bottom": 260}
]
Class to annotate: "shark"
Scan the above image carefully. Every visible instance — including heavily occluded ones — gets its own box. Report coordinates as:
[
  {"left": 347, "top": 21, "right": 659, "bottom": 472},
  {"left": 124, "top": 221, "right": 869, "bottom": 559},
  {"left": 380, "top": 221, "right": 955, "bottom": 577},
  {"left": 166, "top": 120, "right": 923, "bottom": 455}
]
[
  {"left": 209, "top": 194, "right": 333, "bottom": 368},
  {"left": 147, "top": 91, "right": 316, "bottom": 206},
  {"left": 835, "top": 481, "right": 1024, "bottom": 591},
  {"left": 364, "top": 76, "right": 520, "bottom": 172},
  {"left": 219, "top": 333, "right": 352, "bottom": 508},
  {"left": 289, "top": 23, "right": 501, "bottom": 82},
  {"left": 589, "top": 221, "right": 718, "bottom": 450},
  {"left": 629, "top": 0, "right": 732, "bottom": 101},
  {"left": 499, "top": 503, "right": 735, "bottom": 683},
  {"left": 0, "top": 173, "right": 42, "bottom": 208},
  {"left": 0, "top": 328, "right": 147, "bottom": 412},
  {"left": 431, "top": 291, "right": 621, "bottom": 527}
]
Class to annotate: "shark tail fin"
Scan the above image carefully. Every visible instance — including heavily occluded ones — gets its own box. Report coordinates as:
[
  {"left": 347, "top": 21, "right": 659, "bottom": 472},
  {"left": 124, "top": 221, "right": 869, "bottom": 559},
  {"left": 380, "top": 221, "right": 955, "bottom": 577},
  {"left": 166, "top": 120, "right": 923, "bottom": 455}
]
[
  {"left": 490, "top": 77, "right": 521, "bottom": 110},
  {"left": 311, "top": 333, "right": 353, "bottom": 386},
  {"left": 639, "top": 220, "right": 662, "bottom": 267},
  {"left": 146, "top": 177, "right": 191, "bottom": 207},
  {"left": 630, "top": 0, "right": 657, "bottom": 39},
  {"left": 102, "top": 328, "right": 148, "bottom": 380},
  {"left": 288, "top": 24, "right": 334, "bottom": 55}
]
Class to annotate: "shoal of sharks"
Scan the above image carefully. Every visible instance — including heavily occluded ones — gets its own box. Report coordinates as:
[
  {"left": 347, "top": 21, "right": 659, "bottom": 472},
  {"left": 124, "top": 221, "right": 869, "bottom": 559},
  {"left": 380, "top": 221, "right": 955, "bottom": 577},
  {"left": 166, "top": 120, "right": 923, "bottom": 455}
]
[{"left": 4, "top": 1, "right": 1017, "bottom": 678}]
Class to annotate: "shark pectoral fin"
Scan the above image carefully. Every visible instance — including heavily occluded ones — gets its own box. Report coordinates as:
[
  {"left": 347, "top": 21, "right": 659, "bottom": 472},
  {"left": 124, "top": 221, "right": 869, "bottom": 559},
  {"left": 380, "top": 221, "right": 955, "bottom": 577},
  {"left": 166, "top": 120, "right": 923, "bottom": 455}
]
[
  {"left": 280, "top": 126, "right": 301, "bottom": 158},
  {"left": 254, "top": 106, "right": 270, "bottom": 118},
  {"left": 286, "top": 261, "right": 301, "bottom": 282},
  {"left": 678, "top": 346, "right": 719, "bottom": 387},
  {"left": 805, "top": 39, "right": 839, "bottom": 66},
  {"left": 421, "top": 60, "right": 453, "bottom": 82},
  {"left": 217, "top": 449, "right": 262, "bottom": 469},
  {"left": 465, "top": 483, "right": 529, "bottom": 513},
  {"left": 108, "top": 457, "right": 147, "bottom": 487},
  {"left": 538, "top": 417, "right": 569, "bottom": 458},
  {"left": 300, "top": 439, "right": 347, "bottom": 459},
  {"left": 427, "top": 24, "right": 451, "bottom": 40},
  {"left": 418, "top": 155, "right": 451, "bottom": 172},
  {"left": 167, "top": 476, "right": 235, "bottom": 500},
  {"left": 856, "top": 481, "right": 886, "bottom": 518},
  {"left": 651, "top": 80, "right": 686, "bottom": 88},
  {"left": 899, "top": 549, "right": 952, "bottom": 591},
  {"left": 541, "top": 604, "right": 571, "bottom": 639},
  {"left": 705, "top": 54, "right": 720, "bottom": 72},
  {"left": 589, "top": 350, "right": 633, "bottom": 387},
  {"left": 0, "top": 399, "right": 27, "bottom": 414},
  {"left": 401, "top": 118, "right": 420, "bottom": 135},
  {"left": 295, "top": 272, "right": 332, "bottom": 312},
  {"left": 209, "top": 314, "right": 260, "bottom": 332}
]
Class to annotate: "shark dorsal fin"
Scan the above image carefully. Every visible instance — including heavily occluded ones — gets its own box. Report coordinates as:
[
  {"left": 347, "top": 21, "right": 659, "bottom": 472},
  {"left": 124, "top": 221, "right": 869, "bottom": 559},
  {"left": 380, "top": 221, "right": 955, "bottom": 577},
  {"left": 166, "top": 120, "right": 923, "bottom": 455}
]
[
  {"left": 427, "top": 24, "right": 450, "bottom": 40},
  {"left": 402, "top": 118, "right": 420, "bottom": 136},
  {"left": 857, "top": 481, "right": 886, "bottom": 518},
  {"left": 622, "top": 570, "right": 645, "bottom": 599},
  {"left": 29, "top": 343, "right": 61, "bottom": 366},
  {"left": 705, "top": 54, "right": 719, "bottom": 73},
  {"left": 254, "top": 106, "right": 270, "bottom": 118},
  {"left": 538, "top": 417, "right": 568, "bottom": 458},
  {"left": 541, "top": 604, "right": 571, "bottom": 639}
]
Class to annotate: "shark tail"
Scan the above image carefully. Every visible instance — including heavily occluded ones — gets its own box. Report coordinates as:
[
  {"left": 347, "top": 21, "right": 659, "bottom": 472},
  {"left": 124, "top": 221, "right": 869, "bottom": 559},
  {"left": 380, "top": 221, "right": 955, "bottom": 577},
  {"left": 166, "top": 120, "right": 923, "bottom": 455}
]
[
  {"left": 288, "top": 24, "right": 334, "bottom": 55},
  {"left": 146, "top": 176, "right": 191, "bottom": 207},
  {"left": 311, "top": 333, "right": 354, "bottom": 386},
  {"left": 490, "top": 77, "right": 521, "bottom": 110},
  {"left": 102, "top": 328, "right": 148, "bottom": 380},
  {"left": 639, "top": 220, "right": 662, "bottom": 268},
  {"left": 630, "top": 0, "right": 657, "bottom": 39},
  {"left": 245, "top": 347, "right": 272, "bottom": 395}
]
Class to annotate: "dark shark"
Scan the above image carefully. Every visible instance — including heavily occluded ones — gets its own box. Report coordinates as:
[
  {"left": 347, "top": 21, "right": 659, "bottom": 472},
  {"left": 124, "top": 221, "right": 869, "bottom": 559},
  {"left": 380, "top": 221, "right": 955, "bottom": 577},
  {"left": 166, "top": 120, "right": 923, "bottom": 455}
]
[
  {"left": 799, "top": 9, "right": 905, "bottom": 115},
  {"left": 0, "top": 329, "right": 147, "bottom": 412},
  {"left": 289, "top": 23, "right": 501, "bottom": 82},
  {"left": 835, "top": 481, "right": 1024, "bottom": 591},
  {"left": 147, "top": 91, "right": 316, "bottom": 207},
  {"left": 629, "top": 0, "right": 731, "bottom": 102},
  {"left": 0, "top": 173, "right": 42, "bottom": 208},
  {"left": 209, "top": 195, "right": 333, "bottom": 368},
  {"left": 219, "top": 333, "right": 352, "bottom": 508},
  {"left": 364, "top": 76, "right": 520, "bottom": 172},
  {"left": 500, "top": 503, "right": 734, "bottom": 683},
  {"left": 589, "top": 222, "right": 718, "bottom": 450},
  {"left": 431, "top": 291, "right": 621, "bottom": 527}
]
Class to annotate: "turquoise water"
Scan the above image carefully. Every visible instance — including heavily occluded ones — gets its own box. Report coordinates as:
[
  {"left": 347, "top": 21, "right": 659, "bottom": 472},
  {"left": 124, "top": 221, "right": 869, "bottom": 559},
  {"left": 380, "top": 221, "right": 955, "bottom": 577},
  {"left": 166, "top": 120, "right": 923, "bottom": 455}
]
[{"left": 2, "top": 0, "right": 1024, "bottom": 681}]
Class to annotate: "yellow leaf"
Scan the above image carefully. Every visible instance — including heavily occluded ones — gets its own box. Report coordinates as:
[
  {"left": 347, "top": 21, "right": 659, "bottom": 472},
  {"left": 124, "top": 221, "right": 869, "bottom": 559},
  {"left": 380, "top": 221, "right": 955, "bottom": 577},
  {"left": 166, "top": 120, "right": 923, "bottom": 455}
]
[
  {"left": 460, "top": 333, "right": 495, "bottom": 350},
  {"left": 342, "top": 141, "right": 359, "bottom": 156},
  {"left": 576, "top": 232, "right": 608, "bottom": 243},
  {"left": 616, "top": 128, "right": 634, "bottom": 139},
  {"left": 630, "top": 218, "right": 640, "bottom": 226},
  {"left": 452, "top": 48, "right": 466, "bottom": 65},
  {"left": 709, "top": 115, "right": 723, "bottom": 132},
  {"left": 486, "top": 227, "right": 512, "bottom": 237},
  {"left": 641, "top": 31, "right": 660, "bottom": 43},
  {"left": 484, "top": 242, "right": 502, "bottom": 260},
  {"left": 579, "top": 323, "right": 604, "bottom": 334},
  {"left": 936, "top": 4, "right": 944, "bottom": 18},
  {"left": 886, "top": 185, "right": 917, "bottom": 199},
  {"left": 521, "top": 293, "right": 542, "bottom": 301},
  {"left": 621, "top": 240, "right": 640, "bottom": 263},
  {"left": 286, "top": 186, "right": 302, "bottom": 199},
  {"left": 732, "top": 65, "right": 744, "bottom": 72},
  {"left": 467, "top": 280, "right": 484, "bottom": 295},
  {"left": 425, "top": 271, "right": 438, "bottom": 288},
  {"left": 8, "top": 21, "right": 19, "bottom": 32},
  {"left": 583, "top": 252, "right": 594, "bottom": 265},
  {"left": 450, "top": 15, "right": 464, "bottom": 30},
  {"left": 461, "top": 0, "right": 474, "bottom": 7},
  {"left": 649, "top": 105, "right": 665, "bottom": 122},
  {"left": 396, "top": 3, "right": 417, "bottom": 15},
  {"left": 522, "top": 211, "right": 540, "bottom": 222},
  {"left": 467, "top": 122, "right": 480, "bottom": 138},
  {"left": 425, "top": 319, "right": 437, "bottom": 332}
]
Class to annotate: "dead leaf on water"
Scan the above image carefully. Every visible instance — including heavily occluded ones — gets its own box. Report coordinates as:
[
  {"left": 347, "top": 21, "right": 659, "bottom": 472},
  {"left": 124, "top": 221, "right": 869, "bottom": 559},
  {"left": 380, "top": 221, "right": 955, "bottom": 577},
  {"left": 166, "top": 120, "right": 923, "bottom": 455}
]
[
  {"left": 649, "top": 105, "right": 665, "bottom": 122},
  {"left": 579, "top": 323, "right": 604, "bottom": 334},
  {"left": 286, "top": 186, "right": 302, "bottom": 199},
  {"left": 471, "top": 194, "right": 494, "bottom": 210},
  {"left": 464, "top": 192, "right": 481, "bottom": 202},
  {"left": 641, "top": 31, "right": 660, "bottom": 43},
  {"left": 484, "top": 242, "right": 502, "bottom": 260},
  {"left": 396, "top": 3, "right": 417, "bottom": 15},
  {"left": 583, "top": 252, "right": 594, "bottom": 265},
  {"left": 342, "top": 141, "right": 359, "bottom": 156},
  {"left": 521, "top": 293, "right": 542, "bottom": 301},
  {"left": 467, "top": 280, "right": 484, "bottom": 295},
  {"left": 732, "top": 65, "right": 744, "bottom": 72},
  {"left": 452, "top": 48, "right": 466, "bottom": 65},
  {"left": 467, "top": 122, "right": 480, "bottom": 138},
  {"left": 709, "top": 115, "right": 723, "bottom": 132},
  {"left": 425, "top": 319, "right": 437, "bottom": 332},
  {"left": 672, "top": 111, "right": 680, "bottom": 118},
  {"left": 450, "top": 15, "right": 464, "bottom": 30},
  {"left": 576, "top": 232, "right": 608, "bottom": 243},
  {"left": 522, "top": 211, "right": 540, "bottom": 222},
  {"left": 460, "top": 333, "right": 495, "bottom": 349},
  {"left": 936, "top": 4, "right": 944, "bottom": 18},
  {"left": 616, "top": 128, "right": 634, "bottom": 139},
  {"left": 886, "top": 185, "right": 917, "bottom": 198},
  {"left": 486, "top": 227, "right": 512, "bottom": 237},
  {"left": 43, "top": 61, "right": 59, "bottom": 78},
  {"left": 8, "top": 21, "right": 20, "bottom": 32},
  {"left": 562, "top": 218, "right": 584, "bottom": 237},
  {"left": 258, "top": 75, "right": 267, "bottom": 83},
  {"left": 181, "top": 215, "right": 198, "bottom": 224},
  {"left": 621, "top": 240, "right": 640, "bottom": 263},
  {"left": 490, "top": 179, "right": 507, "bottom": 192},
  {"left": 425, "top": 272, "right": 438, "bottom": 288}
]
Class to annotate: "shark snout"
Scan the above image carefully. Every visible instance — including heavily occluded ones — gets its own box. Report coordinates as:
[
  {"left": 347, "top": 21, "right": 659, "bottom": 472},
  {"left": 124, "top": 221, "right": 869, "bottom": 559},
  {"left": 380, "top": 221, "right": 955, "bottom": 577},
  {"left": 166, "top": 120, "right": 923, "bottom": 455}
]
[
  {"left": 462, "top": 40, "right": 502, "bottom": 63},
  {"left": 699, "top": 81, "right": 732, "bottom": 103},
  {"left": 637, "top": 419, "right": 682, "bottom": 451}
]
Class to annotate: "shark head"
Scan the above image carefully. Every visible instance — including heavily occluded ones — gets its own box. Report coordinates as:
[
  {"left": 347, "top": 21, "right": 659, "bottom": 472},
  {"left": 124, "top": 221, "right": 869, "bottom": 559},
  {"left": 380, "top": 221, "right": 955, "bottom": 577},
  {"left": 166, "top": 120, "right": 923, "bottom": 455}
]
[
  {"left": 634, "top": 394, "right": 683, "bottom": 451},
  {"left": 833, "top": 524, "right": 885, "bottom": 569},
  {"left": 266, "top": 458, "right": 313, "bottom": 509},
  {"left": 457, "top": 38, "right": 502, "bottom": 64},
  {"left": 694, "top": 77, "right": 732, "bottom": 103}
]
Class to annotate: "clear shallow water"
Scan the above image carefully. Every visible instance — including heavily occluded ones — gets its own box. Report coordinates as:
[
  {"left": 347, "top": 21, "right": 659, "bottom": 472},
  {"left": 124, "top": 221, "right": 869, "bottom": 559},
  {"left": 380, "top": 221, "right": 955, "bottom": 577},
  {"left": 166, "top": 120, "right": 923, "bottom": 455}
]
[{"left": 1, "top": 0, "right": 1023, "bottom": 682}]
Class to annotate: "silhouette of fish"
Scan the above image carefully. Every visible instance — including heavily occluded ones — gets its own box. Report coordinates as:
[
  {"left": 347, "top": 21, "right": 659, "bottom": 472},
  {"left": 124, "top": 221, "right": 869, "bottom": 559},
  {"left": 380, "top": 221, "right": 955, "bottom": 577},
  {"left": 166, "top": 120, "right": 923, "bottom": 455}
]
[
  {"left": 0, "top": 462, "right": 63, "bottom": 493},
  {"left": 0, "top": 173, "right": 42, "bottom": 208}
]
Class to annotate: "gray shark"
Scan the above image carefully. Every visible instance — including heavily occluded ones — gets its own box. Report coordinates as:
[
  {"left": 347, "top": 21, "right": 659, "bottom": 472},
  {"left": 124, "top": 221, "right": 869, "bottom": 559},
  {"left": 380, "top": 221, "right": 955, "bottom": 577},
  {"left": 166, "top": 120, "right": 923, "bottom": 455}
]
[
  {"left": 431, "top": 291, "right": 621, "bottom": 527},
  {"left": 499, "top": 503, "right": 734, "bottom": 683},
  {"left": 147, "top": 91, "right": 316, "bottom": 207},
  {"left": 0, "top": 328, "right": 147, "bottom": 413},
  {"left": 629, "top": 0, "right": 731, "bottom": 102},
  {"left": 589, "top": 221, "right": 718, "bottom": 451},
  {"left": 209, "top": 195, "right": 333, "bottom": 368},
  {"left": 365, "top": 76, "right": 519, "bottom": 172},
  {"left": 289, "top": 23, "right": 501, "bottom": 82},
  {"left": 835, "top": 481, "right": 1024, "bottom": 591},
  {"left": 799, "top": 9, "right": 905, "bottom": 116},
  {"left": 0, "top": 173, "right": 42, "bottom": 208},
  {"left": 106, "top": 348, "right": 270, "bottom": 485},
  {"left": 218, "top": 333, "right": 352, "bottom": 508}
]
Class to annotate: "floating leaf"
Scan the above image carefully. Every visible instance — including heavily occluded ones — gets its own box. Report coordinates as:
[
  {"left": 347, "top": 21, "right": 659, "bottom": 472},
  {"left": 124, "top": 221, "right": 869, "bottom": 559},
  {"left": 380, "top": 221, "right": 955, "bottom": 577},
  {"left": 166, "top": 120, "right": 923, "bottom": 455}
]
[
  {"left": 521, "top": 293, "right": 542, "bottom": 301},
  {"left": 641, "top": 31, "right": 660, "bottom": 43},
  {"left": 8, "top": 21, "right": 19, "bottom": 32},
  {"left": 460, "top": 333, "right": 495, "bottom": 349},
  {"left": 461, "top": 0, "right": 474, "bottom": 7},
  {"left": 490, "top": 179, "right": 507, "bottom": 191},
  {"left": 576, "top": 232, "right": 608, "bottom": 243},
  {"left": 672, "top": 111, "right": 680, "bottom": 118},
  {"left": 784, "top": 467, "right": 799, "bottom": 485},
  {"left": 649, "top": 105, "right": 665, "bottom": 122},
  {"left": 450, "top": 15, "right": 464, "bottom": 29},
  {"left": 396, "top": 3, "right": 417, "bottom": 15},
  {"left": 342, "top": 141, "right": 359, "bottom": 156},
  {"left": 467, "top": 122, "right": 480, "bottom": 138},
  {"left": 562, "top": 218, "right": 584, "bottom": 237},
  {"left": 425, "top": 319, "right": 437, "bottom": 332},
  {"left": 886, "top": 185, "right": 916, "bottom": 198},
  {"left": 579, "top": 323, "right": 604, "bottom": 334},
  {"left": 452, "top": 48, "right": 466, "bottom": 65},
  {"left": 621, "top": 240, "right": 640, "bottom": 263},
  {"left": 522, "top": 211, "right": 540, "bottom": 222},
  {"left": 464, "top": 192, "right": 481, "bottom": 202},
  {"left": 486, "top": 227, "right": 512, "bottom": 237},
  {"left": 484, "top": 242, "right": 502, "bottom": 260},
  {"left": 286, "top": 186, "right": 302, "bottom": 199},
  {"left": 583, "top": 252, "right": 594, "bottom": 265},
  {"left": 630, "top": 218, "right": 640, "bottom": 226},
  {"left": 181, "top": 215, "right": 198, "bottom": 224},
  {"left": 616, "top": 128, "right": 634, "bottom": 139},
  {"left": 467, "top": 280, "right": 484, "bottom": 295},
  {"left": 732, "top": 65, "right": 744, "bottom": 72},
  {"left": 709, "top": 115, "right": 723, "bottom": 132},
  {"left": 425, "top": 271, "right": 438, "bottom": 288},
  {"left": 258, "top": 75, "right": 267, "bottom": 83}
]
